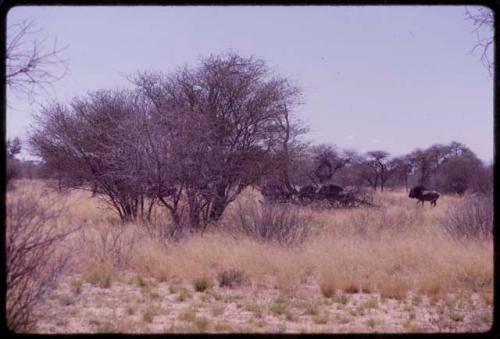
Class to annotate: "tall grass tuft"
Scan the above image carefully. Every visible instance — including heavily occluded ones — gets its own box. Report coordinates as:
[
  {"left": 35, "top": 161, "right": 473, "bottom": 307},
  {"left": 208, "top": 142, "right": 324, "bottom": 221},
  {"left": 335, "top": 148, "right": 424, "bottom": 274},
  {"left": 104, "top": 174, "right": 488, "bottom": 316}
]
[
  {"left": 441, "top": 193, "right": 493, "bottom": 240},
  {"left": 218, "top": 269, "right": 246, "bottom": 288},
  {"left": 193, "top": 276, "right": 212, "bottom": 292},
  {"left": 224, "top": 197, "right": 317, "bottom": 246}
]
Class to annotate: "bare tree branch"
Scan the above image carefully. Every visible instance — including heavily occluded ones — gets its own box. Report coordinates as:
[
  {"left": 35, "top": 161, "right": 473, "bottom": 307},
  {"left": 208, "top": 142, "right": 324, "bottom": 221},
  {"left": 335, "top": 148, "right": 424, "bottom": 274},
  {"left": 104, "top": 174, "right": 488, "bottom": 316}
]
[
  {"left": 6, "top": 19, "right": 68, "bottom": 103},
  {"left": 6, "top": 189, "right": 82, "bottom": 332},
  {"left": 465, "top": 7, "right": 494, "bottom": 76}
]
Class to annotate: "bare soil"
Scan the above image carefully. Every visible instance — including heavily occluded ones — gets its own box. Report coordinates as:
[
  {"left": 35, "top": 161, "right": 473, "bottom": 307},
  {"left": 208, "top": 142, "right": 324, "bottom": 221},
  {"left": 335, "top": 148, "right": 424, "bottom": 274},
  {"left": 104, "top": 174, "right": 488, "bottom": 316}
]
[{"left": 34, "top": 271, "right": 492, "bottom": 334}]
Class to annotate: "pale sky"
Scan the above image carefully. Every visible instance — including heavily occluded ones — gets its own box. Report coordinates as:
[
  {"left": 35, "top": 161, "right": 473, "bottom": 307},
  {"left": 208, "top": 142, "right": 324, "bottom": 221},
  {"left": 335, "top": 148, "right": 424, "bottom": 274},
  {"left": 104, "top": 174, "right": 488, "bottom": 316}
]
[{"left": 6, "top": 6, "right": 494, "bottom": 162}]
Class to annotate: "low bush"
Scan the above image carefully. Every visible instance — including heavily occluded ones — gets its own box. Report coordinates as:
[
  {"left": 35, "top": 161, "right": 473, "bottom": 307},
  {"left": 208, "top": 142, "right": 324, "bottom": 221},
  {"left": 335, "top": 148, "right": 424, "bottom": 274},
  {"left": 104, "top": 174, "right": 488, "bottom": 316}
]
[
  {"left": 77, "top": 222, "right": 141, "bottom": 270},
  {"left": 134, "top": 275, "right": 147, "bottom": 288},
  {"left": 318, "top": 276, "right": 336, "bottom": 298},
  {"left": 441, "top": 193, "right": 493, "bottom": 240},
  {"left": 6, "top": 189, "right": 79, "bottom": 332},
  {"left": 86, "top": 264, "right": 113, "bottom": 288},
  {"left": 193, "top": 276, "right": 212, "bottom": 292},
  {"left": 194, "top": 317, "right": 210, "bottom": 332},
  {"left": 217, "top": 269, "right": 245, "bottom": 288},
  {"left": 269, "top": 301, "right": 288, "bottom": 316},
  {"left": 141, "top": 216, "right": 185, "bottom": 242},
  {"left": 226, "top": 198, "right": 317, "bottom": 246}
]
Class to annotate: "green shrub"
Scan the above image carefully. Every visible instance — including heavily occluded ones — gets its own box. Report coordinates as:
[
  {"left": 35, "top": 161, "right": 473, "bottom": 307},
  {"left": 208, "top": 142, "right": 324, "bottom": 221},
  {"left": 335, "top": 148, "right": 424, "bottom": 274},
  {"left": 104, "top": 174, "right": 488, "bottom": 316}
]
[
  {"left": 269, "top": 300, "right": 288, "bottom": 316},
  {"left": 195, "top": 317, "right": 210, "bottom": 332},
  {"left": 218, "top": 269, "right": 245, "bottom": 288},
  {"left": 135, "top": 275, "right": 147, "bottom": 288},
  {"left": 313, "top": 313, "right": 328, "bottom": 324},
  {"left": 177, "top": 289, "right": 192, "bottom": 302},
  {"left": 126, "top": 305, "right": 135, "bottom": 315},
  {"left": 96, "top": 322, "right": 120, "bottom": 333},
  {"left": 143, "top": 309, "right": 155, "bottom": 323},
  {"left": 319, "top": 280, "right": 336, "bottom": 298},
  {"left": 193, "top": 276, "right": 211, "bottom": 292},
  {"left": 71, "top": 278, "right": 83, "bottom": 295},
  {"left": 87, "top": 266, "right": 112, "bottom": 288},
  {"left": 334, "top": 294, "right": 349, "bottom": 305},
  {"left": 366, "top": 318, "right": 377, "bottom": 328}
]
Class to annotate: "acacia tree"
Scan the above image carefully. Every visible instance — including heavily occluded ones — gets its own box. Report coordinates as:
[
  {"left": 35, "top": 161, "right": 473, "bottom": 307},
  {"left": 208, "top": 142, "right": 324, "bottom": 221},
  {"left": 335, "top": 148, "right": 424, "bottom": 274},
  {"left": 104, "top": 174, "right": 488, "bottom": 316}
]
[
  {"left": 409, "top": 148, "right": 438, "bottom": 186},
  {"left": 431, "top": 144, "right": 489, "bottom": 195},
  {"left": 329, "top": 149, "right": 364, "bottom": 187},
  {"left": 132, "top": 53, "right": 304, "bottom": 231},
  {"left": 364, "top": 151, "right": 392, "bottom": 191},
  {"left": 309, "top": 145, "right": 346, "bottom": 184},
  {"left": 29, "top": 89, "right": 153, "bottom": 222},
  {"left": 268, "top": 104, "right": 308, "bottom": 194},
  {"left": 386, "top": 155, "right": 414, "bottom": 191},
  {"left": 404, "top": 141, "right": 488, "bottom": 193},
  {"left": 6, "top": 137, "right": 22, "bottom": 188}
]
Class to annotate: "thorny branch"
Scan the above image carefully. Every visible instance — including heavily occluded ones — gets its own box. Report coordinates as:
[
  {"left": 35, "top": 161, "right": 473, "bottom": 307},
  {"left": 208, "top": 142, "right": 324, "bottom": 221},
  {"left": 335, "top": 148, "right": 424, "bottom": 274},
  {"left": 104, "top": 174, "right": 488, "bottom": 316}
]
[
  {"left": 6, "top": 19, "right": 68, "bottom": 102},
  {"left": 465, "top": 7, "right": 494, "bottom": 76}
]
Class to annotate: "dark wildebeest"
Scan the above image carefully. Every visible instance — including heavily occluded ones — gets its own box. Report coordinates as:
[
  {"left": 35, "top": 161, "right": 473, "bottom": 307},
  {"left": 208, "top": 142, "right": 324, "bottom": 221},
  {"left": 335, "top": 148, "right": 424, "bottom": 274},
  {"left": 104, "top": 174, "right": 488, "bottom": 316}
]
[
  {"left": 409, "top": 185, "right": 440, "bottom": 207},
  {"left": 317, "top": 184, "right": 344, "bottom": 206}
]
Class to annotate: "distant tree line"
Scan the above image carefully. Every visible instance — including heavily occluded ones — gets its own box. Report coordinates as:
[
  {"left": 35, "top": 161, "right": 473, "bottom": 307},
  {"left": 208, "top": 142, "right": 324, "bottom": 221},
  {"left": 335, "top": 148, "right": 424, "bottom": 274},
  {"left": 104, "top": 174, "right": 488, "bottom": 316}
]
[
  {"left": 15, "top": 52, "right": 491, "bottom": 233},
  {"left": 6, "top": 137, "right": 45, "bottom": 187},
  {"left": 260, "top": 140, "right": 491, "bottom": 201}
]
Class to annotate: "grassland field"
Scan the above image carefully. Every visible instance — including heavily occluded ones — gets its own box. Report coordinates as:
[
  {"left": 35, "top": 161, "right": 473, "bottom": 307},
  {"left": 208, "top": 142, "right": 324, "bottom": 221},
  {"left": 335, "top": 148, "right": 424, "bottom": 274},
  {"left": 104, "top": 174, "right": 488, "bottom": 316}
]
[{"left": 8, "top": 179, "right": 493, "bottom": 334}]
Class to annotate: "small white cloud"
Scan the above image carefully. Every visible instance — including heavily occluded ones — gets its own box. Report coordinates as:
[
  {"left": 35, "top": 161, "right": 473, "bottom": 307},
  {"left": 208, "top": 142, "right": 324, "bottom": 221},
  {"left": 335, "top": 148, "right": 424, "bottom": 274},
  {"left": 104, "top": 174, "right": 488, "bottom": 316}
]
[
  {"left": 344, "top": 134, "right": 355, "bottom": 141},
  {"left": 370, "top": 138, "right": 381, "bottom": 144}
]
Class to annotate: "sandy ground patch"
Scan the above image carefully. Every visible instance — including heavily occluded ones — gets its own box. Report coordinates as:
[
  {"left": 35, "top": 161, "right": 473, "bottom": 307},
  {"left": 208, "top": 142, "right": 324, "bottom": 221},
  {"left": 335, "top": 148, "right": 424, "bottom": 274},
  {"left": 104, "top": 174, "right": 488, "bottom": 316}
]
[{"left": 33, "top": 272, "right": 492, "bottom": 334}]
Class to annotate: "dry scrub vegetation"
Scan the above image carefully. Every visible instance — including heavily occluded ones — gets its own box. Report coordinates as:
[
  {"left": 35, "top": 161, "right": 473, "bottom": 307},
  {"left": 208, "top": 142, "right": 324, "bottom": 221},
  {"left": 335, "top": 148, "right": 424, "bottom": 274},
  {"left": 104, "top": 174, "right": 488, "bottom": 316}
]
[{"left": 7, "top": 179, "right": 493, "bottom": 333}]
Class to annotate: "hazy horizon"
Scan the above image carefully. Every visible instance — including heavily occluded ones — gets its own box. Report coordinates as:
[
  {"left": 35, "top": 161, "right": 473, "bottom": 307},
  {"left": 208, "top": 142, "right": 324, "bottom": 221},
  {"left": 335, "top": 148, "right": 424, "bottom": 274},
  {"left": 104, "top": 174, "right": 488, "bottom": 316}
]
[{"left": 6, "top": 5, "right": 494, "bottom": 163}]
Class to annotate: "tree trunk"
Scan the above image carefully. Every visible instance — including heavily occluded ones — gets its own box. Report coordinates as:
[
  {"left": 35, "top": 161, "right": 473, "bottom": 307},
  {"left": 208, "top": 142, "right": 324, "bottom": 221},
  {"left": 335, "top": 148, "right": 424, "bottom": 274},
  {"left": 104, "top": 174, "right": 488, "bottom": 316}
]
[
  {"left": 187, "top": 191, "right": 200, "bottom": 231},
  {"left": 209, "top": 184, "right": 227, "bottom": 222},
  {"left": 146, "top": 198, "right": 156, "bottom": 222},
  {"left": 380, "top": 171, "right": 386, "bottom": 192}
]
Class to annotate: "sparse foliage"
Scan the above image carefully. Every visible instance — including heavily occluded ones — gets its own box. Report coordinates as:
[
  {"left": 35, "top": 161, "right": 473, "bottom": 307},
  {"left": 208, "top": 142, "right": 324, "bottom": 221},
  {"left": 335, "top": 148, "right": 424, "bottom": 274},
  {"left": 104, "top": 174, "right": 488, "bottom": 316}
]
[
  {"left": 441, "top": 192, "right": 493, "bottom": 240},
  {"left": 132, "top": 53, "right": 304, "bottom": 231},
  {"left": 30, "top": 90, "right": 154, "bottom": 222},
  {"left": 404, "top": 142, "right": 490, "bottom": 195},
  {"left": 6, "top": 19, "right": 67, "bottom": 102},
  {"left": 465, "top": 6, "right": 494, "bottom": 76},
  {"left": 432, "top": 154, "right": 486, "bottom": 195},
  {"left": 6, "top": 137, "right": 22, "bottom": 189},
  {"left": 77, "top": 222, "right": 141, "bottom": 269},
  {"left": 364, "top": 150, "right": 391, "bottom": 191},
  {"left": 7, "top": 137, "right": 22, "bottom": 157},
  {"left": 229, "top": 198, "right": 315, "bottom": 245},
  {"left": 193, "top": 276, "right": 212, "bottom": 292},
  {"left": 6, "top": 189, "right": 79, "bottom": 332}
]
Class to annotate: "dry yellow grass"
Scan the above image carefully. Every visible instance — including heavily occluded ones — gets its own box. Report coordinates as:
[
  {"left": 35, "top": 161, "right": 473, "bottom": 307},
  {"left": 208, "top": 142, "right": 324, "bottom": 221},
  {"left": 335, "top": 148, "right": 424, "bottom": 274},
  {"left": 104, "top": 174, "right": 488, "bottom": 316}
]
[{"left": 8, "top": 180, "right": 493, "bottom": 300}]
